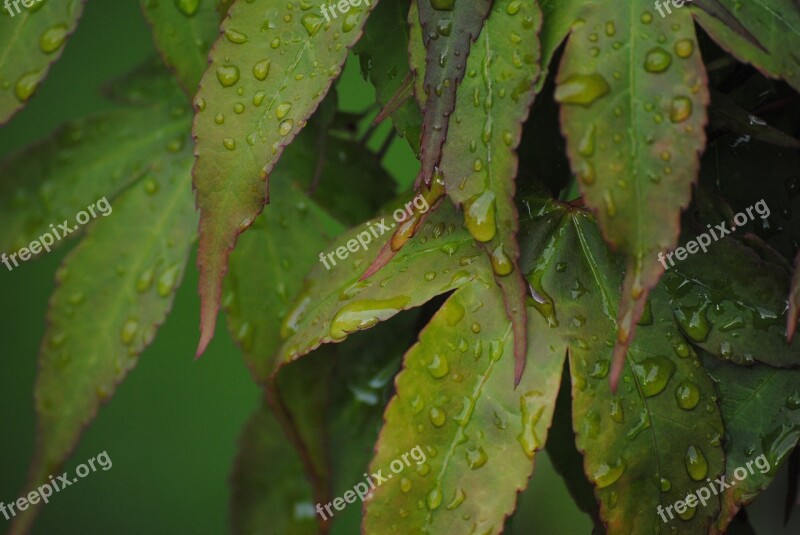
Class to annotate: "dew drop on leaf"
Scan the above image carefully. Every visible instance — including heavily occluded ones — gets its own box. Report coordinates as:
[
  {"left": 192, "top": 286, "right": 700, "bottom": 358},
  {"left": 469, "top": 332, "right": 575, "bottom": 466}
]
[
  {"left": 684, "top": 445, "right": 708, "bottom": 481},
  {"left": 644, "top": 47, "right": 673, "bottom": 73},
  {"left": 39, "top": 24, "right": 69, "bottom": 54},
  {"left": 174, "top": 0, "right": 199, "bottom": 16},
  {"left": 554, "top": 73, "right": 610, "bottom": 106}
]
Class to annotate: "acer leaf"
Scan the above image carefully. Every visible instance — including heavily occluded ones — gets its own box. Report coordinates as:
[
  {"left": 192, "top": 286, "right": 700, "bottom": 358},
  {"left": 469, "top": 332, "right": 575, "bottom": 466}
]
[
  {"left": 702, "top": 354, "right": 800, "bottom": 533},
  {"left": 0, "top": 0, "right": 85, "bottom": 124},
  {"left": 354, "top": 0, "right": 422, "bottom": 153},
  {"left": 231, "top": 401, "right": 318, "bottom": 535},
  {"left": 662, "top": 234, "right": 800, "bottom": 367},
  {"left": 225, "top": 128, "right": 394, "bottom": 381},
  {"left": 192, "top": 0, "right": 376, "bottom": 358},
  {"left": 278, "top": 201, "right": 489, "bottom": 365},
  {"left": 363, "top": 281, "right": 564, "bottom": 534},
  {"left": 537, "top": 0, "right": 581, "bottom": 91},
  {"left": 140, "top": 0, "right": 227, "bottom": 94},
  {"left": 10, "top": 144, "right": 197, "bottom": 535},
  {"left": 412, "top": 0, "right": 492, "bottom": 187},
  {"left": 518, "top": 201, "right": 724, "bottom": 534},
  {"left": 439, "top": 0, "right": 542, "bottom": 383},
  {"left": 0, "top": 104, "right": 190, "bottom": 256},
  {"left": 692, "top": 0, "right": 800, "bottom": 93},
  {"left": 555, "top": 3, "right": 710, "bottom": 389}
]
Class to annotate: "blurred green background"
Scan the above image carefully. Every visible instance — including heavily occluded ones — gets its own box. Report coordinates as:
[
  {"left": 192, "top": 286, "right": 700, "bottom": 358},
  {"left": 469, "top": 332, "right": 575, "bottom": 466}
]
[{"left": 0, "top": 2, "right": 797, "bottom": 534}]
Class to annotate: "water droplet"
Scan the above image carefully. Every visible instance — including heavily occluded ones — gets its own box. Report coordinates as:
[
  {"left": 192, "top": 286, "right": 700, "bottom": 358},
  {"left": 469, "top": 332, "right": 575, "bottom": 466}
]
[
  {"left": 136, "top": 268, "right": 155, "bottom": 292},
  {"left": 593, "top": 458, "right": 626, "bottom": 488},
  {"left": 216, "top": 65, "right": 240, "bottom": 87},
  {"left": 490, "top": 245, "right": 513, "bottom": 276},
  {"left": 525, "top": 269, "right": 559, "bottom": 327},
  {"left": 463, "top": 191, "right": 496, "bottom": 242},
  {"left": 554, "top": 73, "right": 611, "bottom": 106},
  {"left": 174, "top": 0, "right": 199, "bottom": 16},
  {"left": 253, "top": 59, "right": 271, "bottom": 81},
  {"left": 631, "top": 356, "right": 676, "bottom": 397},
  {"left": 276, "top": 102, "right": 293, "bottom": 119},
  {"left": 466, "top": 446, "right": 488, "bottom": 469},
  {"left": 609, "top": 398, "right": 624, "bottom": 423},
  {"left": 644, "top": 47, "right": 673, "bottom": 73},
  {"left": 400, "top": 477, "right": 412, "bottom": 493},
  {"left": 430, "top": 0, "right": 454, "bottom": 10},
  {"left": 670, "top": 96, "right": 692, "bottom": 123},
  {"left": 518, "top": 392, "right": 545, "bottom": 457},
  {"left": 675, "top": 302, "right": 711, "bottom": 342},
  {"left": 279, "top": 119, "right": 294, "bottom": 136},
  {"left": 429, "top": 406, "right": 446, "bottom": 427},
  {"left": 120, "top": 319, "right": 139, "bottom": 346},
  {"left": 445, "top": 488, "right": 466, "bottom": 509},
  {"left": 224, "top": 29, "right": 248, "bottom": 44},
  {"left": 675, "top": 39, "right": 694, "bottom": 58},
  {"left": 684, "top": 445, "right": 708, "bottom": 481},
  {"left": 39, "top": 24, "right": 69, "bottom": 54},
  {"left": 427, "top": 353, "right": 449, "bottom": 378},
  {"left": 329, "top": 297, "right": 410, "bottom": 340},
  {"left": 675, "top": 381, "right": 700, "bottom": 410},
  {"left": 157, "top": 264, "right": 181, "bottom": 297},
  {"left": 426, "top": 488, "right": 443, "bottom": 510},
  {"left": 15, "top": 71, "right": 42, "bottom": 102}
]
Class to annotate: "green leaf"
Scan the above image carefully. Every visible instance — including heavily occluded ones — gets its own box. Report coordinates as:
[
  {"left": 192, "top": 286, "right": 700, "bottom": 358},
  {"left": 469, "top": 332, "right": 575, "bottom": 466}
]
[
  {"left": 277, "top": 201, "right": 489, "bottom": 365},
  {"left": 662, "top": 234, "right": 800, "bottom": 367},
  {"left": 537, "top": 0, "right": 581, "bottom": 92},
  {"left": 517, "top": 203, "right": 725, "bottom": 534},
  {"left": 10, "top": 144, "right": 197, "bottom": 535},
  {"left": 354, "top": 0, "right": 422, "bottom": 153},
  {"left": 140, "top": 0, "right": 226, "bottom": 94},
  {"left": 225, "top": 178, "right": 343, "bottom": 381},
  {"left": 412, "top": 0, "right": 492, "bottom": 186},
  {"left": 692, "top": 0, "right": 800, "bottom": 92},
  {"left": 0, "top": 0, "right": 85, "bottom": 124},
  {"left": 701, "top": 354, "right": 800, "bottom": 533},
  {"left": 192, "top": 0, "right": 376, "bottom": 357},
  {"left": 225, "top": 124, "right": 395, "bottom": 381},
  {"left": 0, "top": 104, "right": 192, "bottom": 257},
  {"left": 231, "top": 402, "right": 319, "bottom": 535},
  {"left": 554, "top": 3, "right": 710, "bottom": 387},
  {"left": 439, "top": 0, "right": 542, "bottom": 382},
  {"left": 363, "top": 281, "right": 565, "bottom": 534}
]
